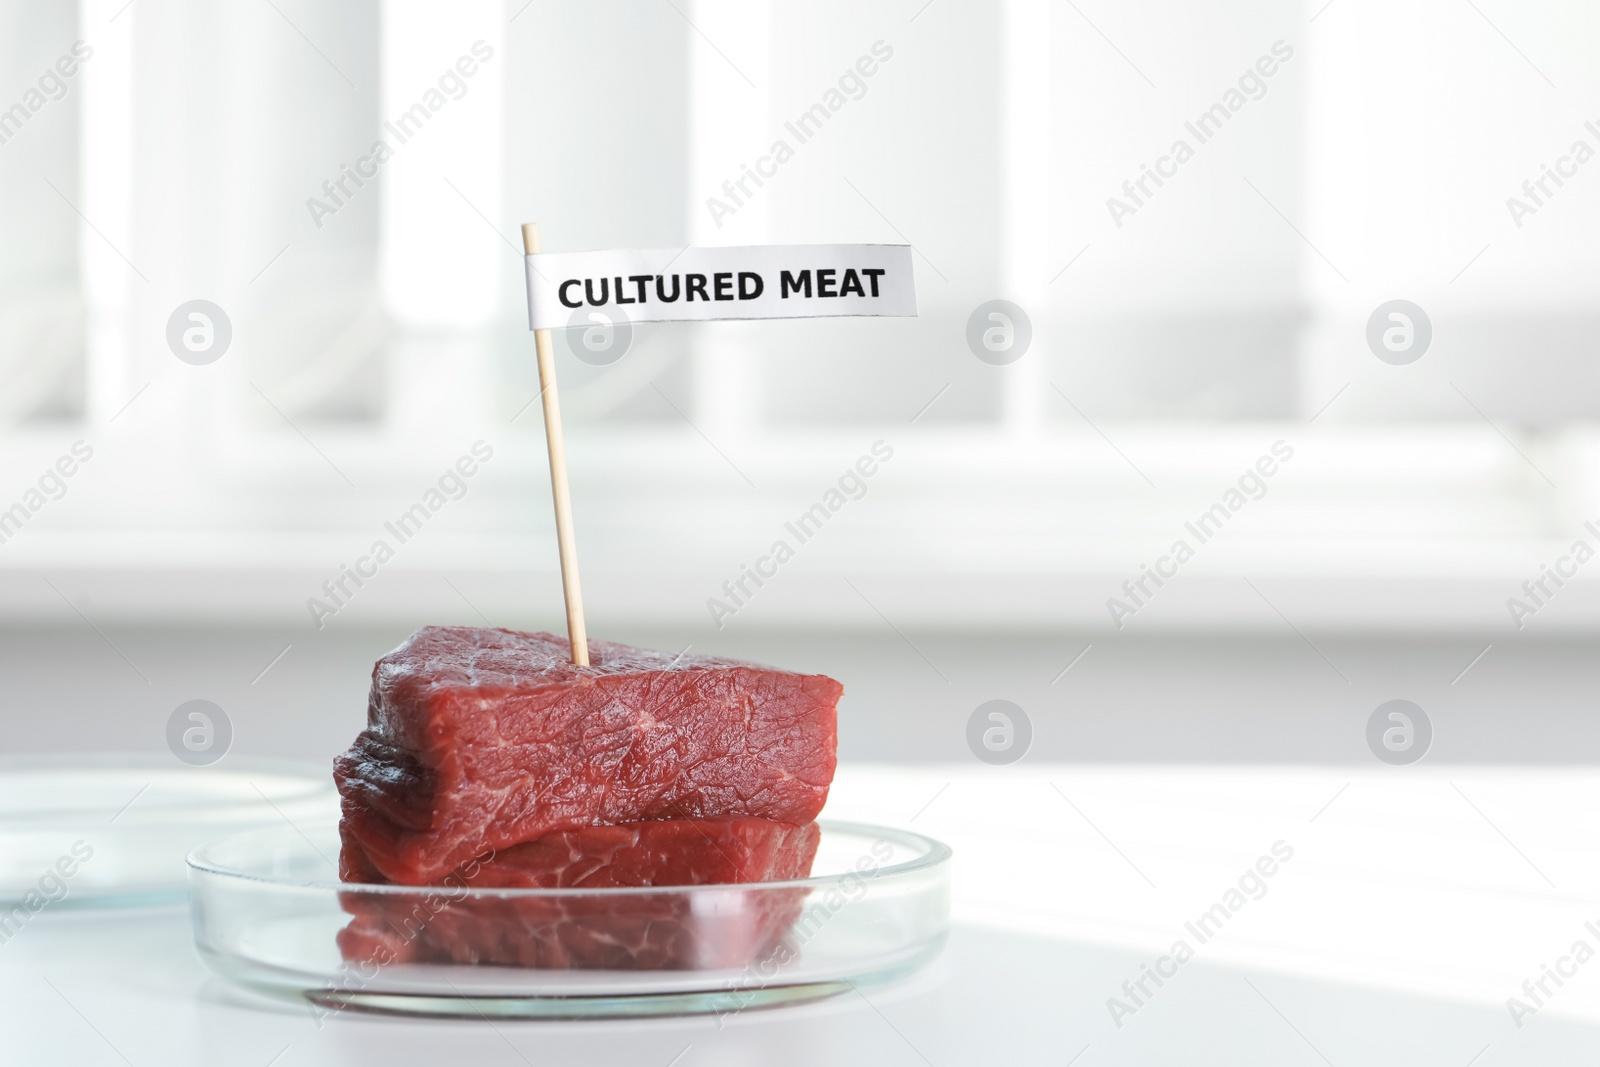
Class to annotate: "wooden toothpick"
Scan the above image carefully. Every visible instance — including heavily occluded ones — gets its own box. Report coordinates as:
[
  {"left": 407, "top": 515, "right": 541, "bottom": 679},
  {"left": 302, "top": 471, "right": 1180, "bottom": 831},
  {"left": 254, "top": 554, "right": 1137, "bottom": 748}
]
[{"left": 521, "top": 222, "right": 589, "bottom": 666}]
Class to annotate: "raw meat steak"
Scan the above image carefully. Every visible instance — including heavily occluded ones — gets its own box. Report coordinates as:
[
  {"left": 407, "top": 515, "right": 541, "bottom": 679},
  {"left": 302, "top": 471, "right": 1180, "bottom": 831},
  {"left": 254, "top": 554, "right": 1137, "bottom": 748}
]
[
  {"left": 341, "top": 815, "right": 819, "bottom": 888},
  {"left": 337, "top": 818, "right": 819, "bottom": 970},
  {"left": 334, "top": 627, "right": 840, "bottom": 884}
]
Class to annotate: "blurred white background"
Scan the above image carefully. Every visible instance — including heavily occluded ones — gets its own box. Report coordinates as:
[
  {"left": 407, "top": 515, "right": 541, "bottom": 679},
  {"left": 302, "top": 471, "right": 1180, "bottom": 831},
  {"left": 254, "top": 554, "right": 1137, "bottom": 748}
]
[
  {"left": 3, "top": 0, "right": 1600, "bottom": 762},
  {"left": 12, "top": 5, "right": 1600, "bottom": 1062}
]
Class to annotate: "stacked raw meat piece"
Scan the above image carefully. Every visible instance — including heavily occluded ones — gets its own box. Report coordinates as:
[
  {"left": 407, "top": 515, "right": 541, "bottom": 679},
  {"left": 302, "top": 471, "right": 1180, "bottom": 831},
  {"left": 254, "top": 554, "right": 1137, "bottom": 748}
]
[{"left": 334, "top": 626, "right": 840, "bottom": 970}]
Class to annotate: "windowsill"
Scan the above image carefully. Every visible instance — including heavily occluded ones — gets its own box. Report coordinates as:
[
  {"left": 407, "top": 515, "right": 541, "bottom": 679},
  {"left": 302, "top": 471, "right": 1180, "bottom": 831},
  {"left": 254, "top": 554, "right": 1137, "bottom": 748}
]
[{"left": 1, "top": 422, "right": 1594, "bottom": 630}]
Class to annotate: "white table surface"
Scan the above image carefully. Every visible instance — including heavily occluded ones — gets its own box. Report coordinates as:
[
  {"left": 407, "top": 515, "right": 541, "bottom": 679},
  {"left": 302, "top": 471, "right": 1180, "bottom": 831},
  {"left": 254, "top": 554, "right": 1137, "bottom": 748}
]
[{"left": 5, "top": 762, "right": 1599, "bottom": 1066}]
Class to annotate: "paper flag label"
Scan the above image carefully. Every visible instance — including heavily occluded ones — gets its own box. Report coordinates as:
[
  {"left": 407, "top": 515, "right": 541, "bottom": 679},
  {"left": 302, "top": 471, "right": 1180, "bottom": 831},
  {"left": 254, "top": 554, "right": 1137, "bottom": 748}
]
[{"left": 525, "top": 244, "right": 917, "bottom": 330}]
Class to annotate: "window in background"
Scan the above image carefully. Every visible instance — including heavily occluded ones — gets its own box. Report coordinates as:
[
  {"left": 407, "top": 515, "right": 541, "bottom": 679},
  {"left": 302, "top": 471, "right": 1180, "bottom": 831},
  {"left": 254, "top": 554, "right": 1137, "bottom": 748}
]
[
  {"left": 1, "top": 0, "right": 1596, "bottom": 634},
  {"left": 0, "top": 0, "right": 85, "bottom": 424}
]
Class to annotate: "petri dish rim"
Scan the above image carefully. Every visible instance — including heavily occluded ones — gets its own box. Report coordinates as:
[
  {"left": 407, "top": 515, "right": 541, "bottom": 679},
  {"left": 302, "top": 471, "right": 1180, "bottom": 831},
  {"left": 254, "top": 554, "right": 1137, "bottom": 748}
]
[{"left": 188, "top": 819, "right": 952, "bottom": 897}]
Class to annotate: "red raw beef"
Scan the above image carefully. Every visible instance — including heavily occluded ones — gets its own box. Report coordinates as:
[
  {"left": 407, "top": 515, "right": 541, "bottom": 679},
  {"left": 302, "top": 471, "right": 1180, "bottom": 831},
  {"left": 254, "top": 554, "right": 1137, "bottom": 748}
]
[
  {"left": 337, "top": 818, "right": 819, "bottom": 970},
  {"left": 334, "top": 627, "right": 840, "bottom": 884},
  {"left": 343, "top": 815, "right": 820, "bottom": 889}
]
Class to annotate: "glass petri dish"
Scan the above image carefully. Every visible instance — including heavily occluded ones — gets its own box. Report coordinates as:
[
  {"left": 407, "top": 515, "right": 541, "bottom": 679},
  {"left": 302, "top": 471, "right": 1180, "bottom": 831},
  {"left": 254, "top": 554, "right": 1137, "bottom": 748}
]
[
  {"left": 0, "top": 754, "right": 337, "bottom": 907},
  {"left": 188, "top": 820, "right": 951, "bottom": 1019}
]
